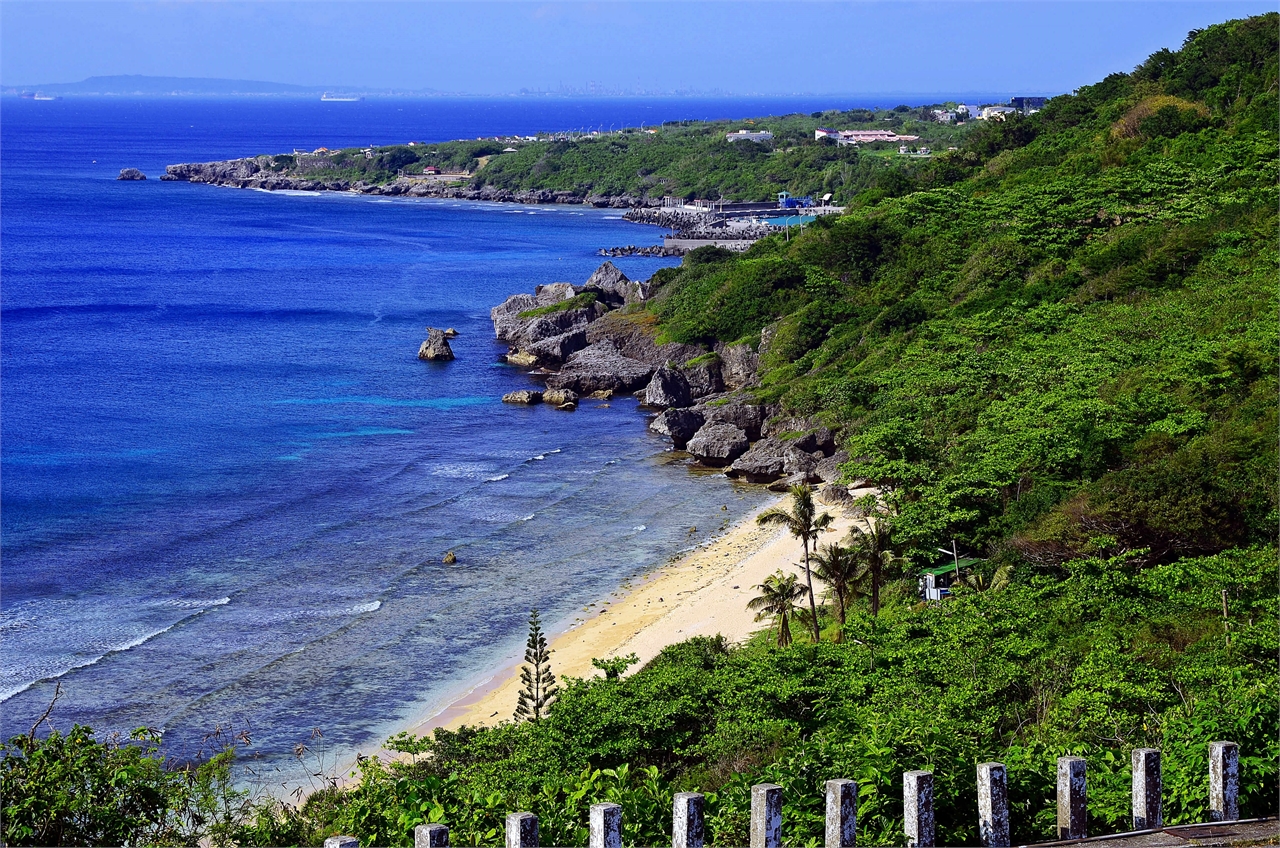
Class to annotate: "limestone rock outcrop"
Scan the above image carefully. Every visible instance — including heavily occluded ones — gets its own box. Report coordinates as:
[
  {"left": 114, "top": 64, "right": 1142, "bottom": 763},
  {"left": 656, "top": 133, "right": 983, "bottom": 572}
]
[
  {"left": 686, "top": 423, "right": 750, "bottom": 467},
  {"left": 544, "top": 342, "right": 654, "bottom": 395},
  {"left": 643, "top": 365, "right": 693, "bottom": 409},
  {"left": 649, "top": 408, "right": 706, "bottom": 450},
  {"left": 117, "top": 168, "right": 146, "bottom": 180},
  {"left": 502, "top": 390, "right": 543, "bottom": 404},
  {"left": 542, "top": 388, "right": 579, "bottom": 406},
  {"left": 418, "top": 327, "right": 455, "bottom": 361}
]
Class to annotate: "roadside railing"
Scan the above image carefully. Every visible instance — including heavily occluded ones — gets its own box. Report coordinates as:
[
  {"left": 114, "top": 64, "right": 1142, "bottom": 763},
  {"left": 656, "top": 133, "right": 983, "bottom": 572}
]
[{"left": 322, "top": 740, "right": 1246, "bottom": 848}]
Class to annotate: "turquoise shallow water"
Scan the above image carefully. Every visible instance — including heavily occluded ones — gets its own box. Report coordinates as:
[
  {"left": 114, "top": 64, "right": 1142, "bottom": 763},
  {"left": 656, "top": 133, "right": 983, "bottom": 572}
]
[{"left": 0, "top": 97, "right": 792, "bottom": 775}]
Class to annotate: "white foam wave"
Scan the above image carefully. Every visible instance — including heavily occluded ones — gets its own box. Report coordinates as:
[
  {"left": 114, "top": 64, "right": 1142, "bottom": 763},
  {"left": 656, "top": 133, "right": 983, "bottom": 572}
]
[
  {"left": 532, "top": 454, "right": 545, "bottom": 461},
  {"left": 633, "top": 525, "right": 647, "bottom": 532},
  {"left": 163, "top": 596, "right": 231, "bottom": 610},
  {"left": 486, "top": 474, "right": 510, "bottom": 482},
  {"left": 1, "top": 619, "right": 187, "bottom": 702},
  {"left": 347, "top": 600, "right": 382, "bottom": 615},
  {"left": 521, "top": 513, "right": 536, "bottom": 521}
]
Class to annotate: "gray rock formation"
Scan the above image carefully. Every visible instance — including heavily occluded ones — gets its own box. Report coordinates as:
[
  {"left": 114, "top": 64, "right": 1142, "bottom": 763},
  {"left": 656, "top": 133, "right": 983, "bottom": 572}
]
[
  {"left": 542, "top": 388, "right": 579, "bottom": 406},
  {"left": 694, "top": 396, "right": 769, "bottom": 441},
  {"left": 816, "top": 450, "right": 849, "bottom": 483},
  {"left": 491, "top": 294, "right": 538, "bottom": 341},
  {"left": 581, "top": 261, "right": 643, "bottom": 306},
  {"left": 716, "top": 343, "right": 760, "bottom": 389},
  {"left": 686, "top": 423, "right": 750, "bottom": 467},
  {"left": 682, "top": 357, "right": 725, "bottom": 399},
  {"left": 584, "top": 312, "right": 703, "bottom": 370},
  {"left": 502, "top": 390, "right": 543, "bottom": 404},
  {"left": 524, "top": 328, "right": 589, "bottom": 367},
  {"left": 534, "top": 282, "right": 578, "bottom": 306},
  {"left": 443, "top": 328, "right": 459, "bottom": 338},
  {"left": 727, "top": 437, "right": 822, "bottom": 483},
  {"left": 643, "top": 365, "right": 693, "bottom": 408},
  {"left": 544, "top": 342, "right": 654, "bottom": 394},
  {"left": 649, "top": 408, "right": 706, "bottom": 450},
  {"left": 418, "top": 327, "right": 455, "bottom": 361},
  {"left": 117, "top": 168, "right": 146, "bottom": 180}
]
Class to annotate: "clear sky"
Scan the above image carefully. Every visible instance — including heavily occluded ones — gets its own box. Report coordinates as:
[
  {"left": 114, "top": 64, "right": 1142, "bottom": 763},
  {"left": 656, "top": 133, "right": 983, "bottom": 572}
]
[{"left": 3, "top": 1, "right": 1274, "bottom": 96}]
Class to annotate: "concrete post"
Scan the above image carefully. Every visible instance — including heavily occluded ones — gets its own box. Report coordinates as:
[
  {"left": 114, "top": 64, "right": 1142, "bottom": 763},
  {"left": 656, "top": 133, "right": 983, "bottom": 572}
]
[
  {"left": 415, "top": 824, "right": 449, "bottom": 848},
  {"left": 977, "top": 762, "right": 1010, "bottom": 848},
  {"left": 1132, "top": 748, "right": 1162, "bottom": 830},
  {"left": 590, "top": 803, "right": 622, "bottom": 848},
  {"left": 751, "top": 783, "right": 782, "bottom": 848},
  {"left": 324, "top": 838, "right": 359, "bottom": 848},
  {"left": 824, "top": 779, "right": 858, "bottom": 848},
  {"left": 1209, "top": 741, "right": 1240, "bottom": 822},
  {"left": 904, "top": 770, "right": 935, "bottom": 848},
  {"left": 506, "top": 812, "right": 538, "bottom": 848},
  {"left": 1056, "top": 756, "right": 1087, "bottom": 840},
  {"left": 673, "top": 792, "right": 705, "bottom": 848}
]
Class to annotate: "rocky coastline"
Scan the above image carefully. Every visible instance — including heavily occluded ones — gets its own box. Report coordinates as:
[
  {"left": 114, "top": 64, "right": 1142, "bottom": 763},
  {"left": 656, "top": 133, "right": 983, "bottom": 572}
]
[
  {"left": 491, "top": 261, "right": 854, "bottom": 499},
  {"left": 161, "top": 158, "right": 662, "bottom": 208}
]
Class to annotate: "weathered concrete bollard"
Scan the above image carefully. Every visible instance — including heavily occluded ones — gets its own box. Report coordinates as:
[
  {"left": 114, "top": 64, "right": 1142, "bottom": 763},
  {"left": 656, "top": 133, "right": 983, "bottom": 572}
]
[
  {"left": 673, "top": 791, "right": 706, "bottom": 848},
  {"left": 1132, "top": 748, "right": 1162, "bottom": 830},
  {"left": 590, "top": 802, "right": 622, "bottom": 848},
  {"left": 904, "top": 770, "right": 935, "bottom": 848},
  {"left": 1056, "top": 756, "right": 1087, "bottom": 840},
  {"left": 825, "top": 779, "right": 858, "bottom": 848},
  {"left": 506, "top": 812, "right": 538, "bottom": 848},
  {"left": 1209, "top": 741, "right": 1240, "bottom": 822},
  {"left": 977, "top": 762, "right": 1010, "bottom": 848},
  {"left": 415, "top": 824, "right": 449, "bottom": 848},
  {"left": 324, "top": 838, "right": 359, "bottom": 848},
  {"left": 750, "top": 783, "right": 783, "bottom": 848}
]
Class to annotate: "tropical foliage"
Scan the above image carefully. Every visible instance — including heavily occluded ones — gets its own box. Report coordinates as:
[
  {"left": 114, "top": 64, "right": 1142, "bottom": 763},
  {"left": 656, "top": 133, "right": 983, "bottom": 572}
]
[{"left": 4, "top": 16, "right": 1276, "bottom": 847}]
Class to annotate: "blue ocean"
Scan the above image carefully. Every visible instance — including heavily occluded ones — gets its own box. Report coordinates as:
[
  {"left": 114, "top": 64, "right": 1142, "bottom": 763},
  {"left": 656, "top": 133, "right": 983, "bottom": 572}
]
[{"left": 0, "top": 94, "right": 900, "bottom": 776}]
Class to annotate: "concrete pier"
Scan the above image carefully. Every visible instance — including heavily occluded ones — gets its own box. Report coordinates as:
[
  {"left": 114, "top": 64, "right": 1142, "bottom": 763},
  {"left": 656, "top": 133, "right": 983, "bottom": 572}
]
[
  {"left": 415, "top": 824, "right": 449, "bottom": 848},
  {"left": 1057, "top": 756, "right": 1088, "bottom": 840},
  {"left": 506, "top": 812, "right": 538, "bottom": 848},
  {"left": 589, "top": 802, "right": 622, "bottom": 848},
  {"left": 977, "top": 762, "right": 1010, "bottom": 847},
  {"left": 825, "top": 779, "right": 858, "bottom": 848},
  {"left": 1209, "top": 741, "right": 1239, "bottom": 822},
  {"left": 673, "top": 792, "right": 705, "bottom": 848},
  {"left": 904, "top": 770, "right": 935, "bottom": 848},
  {"left": 750, "top": 783, "right": 782, "bottom": 848},
  {"left": 1132, "top": 749, "right": 1162, "bottom": 830}
]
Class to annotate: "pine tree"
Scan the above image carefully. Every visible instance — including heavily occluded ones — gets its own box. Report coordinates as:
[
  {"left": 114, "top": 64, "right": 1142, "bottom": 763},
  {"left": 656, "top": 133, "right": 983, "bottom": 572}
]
[{"left": 514, "top": 608, "right": 559, "bottom": 722}]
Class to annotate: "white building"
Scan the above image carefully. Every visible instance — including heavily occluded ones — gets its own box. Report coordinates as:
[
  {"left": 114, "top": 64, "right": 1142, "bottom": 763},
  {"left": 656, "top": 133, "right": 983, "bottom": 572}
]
[{"left": 727, "top": 129, "right": 774, "bottom": 143}]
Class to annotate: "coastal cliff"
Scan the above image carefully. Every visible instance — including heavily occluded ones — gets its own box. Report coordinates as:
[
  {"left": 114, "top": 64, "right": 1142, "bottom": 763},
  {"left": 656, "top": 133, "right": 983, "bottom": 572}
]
[{"left": 491, "top": 260, "right": 846, "bottom": 489}]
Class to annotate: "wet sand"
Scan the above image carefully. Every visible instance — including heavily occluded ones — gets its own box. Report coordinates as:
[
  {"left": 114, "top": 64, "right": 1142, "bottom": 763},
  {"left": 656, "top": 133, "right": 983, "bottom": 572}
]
[{"left": 405, "top": 489, "right": 871, "bottom": 736}]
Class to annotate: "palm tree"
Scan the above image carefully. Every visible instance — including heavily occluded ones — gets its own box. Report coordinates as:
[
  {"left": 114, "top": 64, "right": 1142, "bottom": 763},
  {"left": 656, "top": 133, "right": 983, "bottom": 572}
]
[
  {"left": 958, "top": 563, "right": 1014, "bottom": 593},
  {"left": 748, "top": 570, "right": 809, "bottom": 647},
  {"left": 757, "top": 484, "right": 833, "bottom": 642},
  {"left": 810, "top": 542, "right": 870, "bottom": 640},
  {"left": 848, "top": 518, "right": 901, "bottom": 617}
]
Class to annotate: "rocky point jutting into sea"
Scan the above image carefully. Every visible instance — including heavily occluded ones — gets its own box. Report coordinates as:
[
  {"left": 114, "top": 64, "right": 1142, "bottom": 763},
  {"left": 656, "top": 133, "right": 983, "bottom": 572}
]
[
  {"left": 489, "top": 261, "right": 853, "bottom": 499},
  {"left": 161, "top": 158, "right": 655, "bottom": 207}
]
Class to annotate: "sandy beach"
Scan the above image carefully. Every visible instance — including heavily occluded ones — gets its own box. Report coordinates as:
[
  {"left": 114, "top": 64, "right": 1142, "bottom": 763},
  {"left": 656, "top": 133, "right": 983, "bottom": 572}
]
[{"left": 407, "top": 488, "right": 872, "bottom": 736}]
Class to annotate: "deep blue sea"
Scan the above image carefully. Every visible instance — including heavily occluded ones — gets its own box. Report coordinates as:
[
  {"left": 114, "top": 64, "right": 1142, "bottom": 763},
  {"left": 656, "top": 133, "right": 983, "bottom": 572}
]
[{"left": 0, "top": 94, "right": 914, "bottom": 779}]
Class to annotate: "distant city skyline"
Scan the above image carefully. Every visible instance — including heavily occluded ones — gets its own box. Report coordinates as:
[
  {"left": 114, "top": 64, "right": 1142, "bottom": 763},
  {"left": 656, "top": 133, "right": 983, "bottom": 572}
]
[{"left": 3, "top": 1, "right": 1275, "bottom": 97}]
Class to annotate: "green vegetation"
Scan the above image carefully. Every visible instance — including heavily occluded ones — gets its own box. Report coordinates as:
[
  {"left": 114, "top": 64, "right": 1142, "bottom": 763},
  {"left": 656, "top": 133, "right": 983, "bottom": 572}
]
[
  {"left": 259, "top": 107, "right": 973, "bottom": 200},
  {"left": 757, "top": 485, "right": 834, "bottom": 642},
  {"left": 514, "top": 609, "right": 559, "bottom": 723},
  {"left": 516, "top": 292, "right": 598, "bottom": 319},
  {"left": 4, "top": 16, "right": 1276, "bottom": 847}
]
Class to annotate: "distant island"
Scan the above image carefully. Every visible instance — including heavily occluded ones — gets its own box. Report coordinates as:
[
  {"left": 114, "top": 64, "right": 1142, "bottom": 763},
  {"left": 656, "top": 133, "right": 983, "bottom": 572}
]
[{"left": 1, "top": 75, "right": 449, "bottom": 98}]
